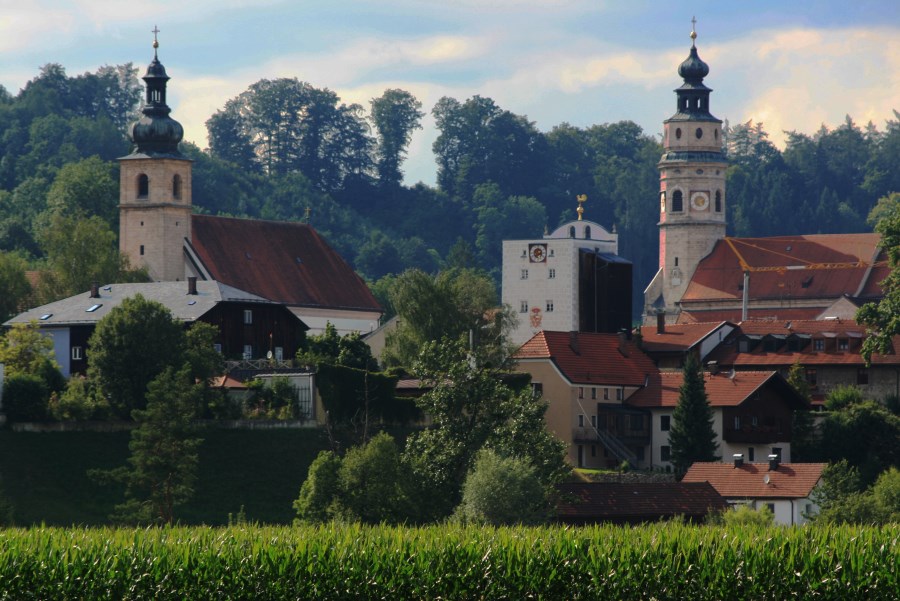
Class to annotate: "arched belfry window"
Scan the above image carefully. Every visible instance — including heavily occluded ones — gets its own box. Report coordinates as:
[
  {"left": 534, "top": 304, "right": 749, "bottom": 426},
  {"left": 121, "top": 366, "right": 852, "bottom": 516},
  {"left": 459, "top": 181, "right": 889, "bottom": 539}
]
[
  {"left": 584, "top": 225, "right": 591, "bottom": 239},
  {"left": 137, "top": 174, "right": 149, "bottom": 199},
  {"left": 672, "top": 190, "right": 683, "bottom": 212},
  {"left": 173, "top": 174, "right": 182, "bottom": 200},
  {"left": 569, "top": 226, "right": 576, "bottom": 238},
  {"left": 715, "top": 190, "right": 722, "bottom": 212}
]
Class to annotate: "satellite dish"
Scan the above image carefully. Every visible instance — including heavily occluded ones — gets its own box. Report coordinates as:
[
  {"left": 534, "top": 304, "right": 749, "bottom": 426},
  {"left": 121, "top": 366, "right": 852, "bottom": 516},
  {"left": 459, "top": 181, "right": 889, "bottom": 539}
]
[
  {"left": 267, "top": 351, "right": 273, "bottom": 360},
  {"left": 763, "top": 474, "right": 771, "bottom": 485}
]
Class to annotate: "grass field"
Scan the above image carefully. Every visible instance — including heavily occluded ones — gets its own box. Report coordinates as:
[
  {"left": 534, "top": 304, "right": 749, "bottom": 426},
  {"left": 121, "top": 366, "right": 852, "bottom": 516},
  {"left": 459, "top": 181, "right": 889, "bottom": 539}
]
[{"left": 0, "top": 427, "right": 333, "bottom": 525}]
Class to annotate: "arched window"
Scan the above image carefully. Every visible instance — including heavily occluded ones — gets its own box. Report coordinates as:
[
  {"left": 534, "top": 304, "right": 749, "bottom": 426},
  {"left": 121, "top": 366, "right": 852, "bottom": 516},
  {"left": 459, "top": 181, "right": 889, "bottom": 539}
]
[
  {"left": 569, "top": 226, "right": 576, "bottom": 238},
  {"left": 672, "top": 190, "right": 683, "bottom": 212},
  {"left": 173, "top": 174, "right": 182, "bottom": 200},
  {"left": 584, "top": 226, "right": 591, "bottom": 239},
  {"left": 675, "top": 128, "right": 682, "bottom": 140},
  {"left": 137, "top": 174, "right": 149, "bottom": 199},
  {"left": 715, "top": 190, "right": 722, "bottom": 212}
]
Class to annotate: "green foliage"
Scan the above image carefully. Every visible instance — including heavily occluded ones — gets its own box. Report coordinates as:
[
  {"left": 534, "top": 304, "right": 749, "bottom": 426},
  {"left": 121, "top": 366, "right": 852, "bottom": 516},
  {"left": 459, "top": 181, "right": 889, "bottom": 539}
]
[
  {"left": 858, "top": 192, "right": 900, "bottom": 362},
  {"left": 0, "top": 321, "right": 60, "bottom": 378},
  {"left": 244, "top": 377, "right": 300, "bottom": 420},
  {"left": 87, "top": 295, "right": 186, "bottom": 418},
  {"left": 48, "top": 376, "right": 110, "bottom": 421},
  {"left": 44, "top": 155, "right": 118, "bottom": 226},
  {"left": 97, "top": 365, "right": 203, "bottom": 525},
  {"left": 817, "top": 400, "right": 900, "bottom": 486},
  {"left": 669, "top": 353, "right": 719, "bottom": 472},
  {"left": 815, "top": 461, "right": 900, "bottom": 525},
  {"left": 315, "top": 364, "right": 414, "bottom": 429},
  {"left": 824, "top": 384, "right": 865, "bottom": 411},
  {"left": 297, "top": 321, "right": 377, "bottom": 371},
  {"left": 456, "top": 449, "right": 546, "bottom": 525},
  {"left": 1, "top": 374, "right": 51, "bottom": 422},
  {"left": 293, "top": 451, "right": 342, "bottom": 523},
  {"left": 0, "top": 523, "right": 899, "bottom": 599},
  {"left": 370, "top": 89, "right": 424, "bottom": 188},
  {"left": 403, "top": 338, "right": 568, "bottom": 521},
  {"left": 0, "top": 251, "right": 31, "bottom": 322},
  {"left": 708, "top": 503, "right": 775, "bottom": 527},
  {"left": 183, "top": 321, "right": 224, "bottom": 386}
]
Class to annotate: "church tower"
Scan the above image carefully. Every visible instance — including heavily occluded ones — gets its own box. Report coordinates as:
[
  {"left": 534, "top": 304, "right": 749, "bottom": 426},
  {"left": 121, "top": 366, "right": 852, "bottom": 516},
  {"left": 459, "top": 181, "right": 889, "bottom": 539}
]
[
  {"left": 119, "top": 29, "right": 192, "bottom": 282},
  {"left": 644, "top": 22, "right": 726, "bottom": 323}
]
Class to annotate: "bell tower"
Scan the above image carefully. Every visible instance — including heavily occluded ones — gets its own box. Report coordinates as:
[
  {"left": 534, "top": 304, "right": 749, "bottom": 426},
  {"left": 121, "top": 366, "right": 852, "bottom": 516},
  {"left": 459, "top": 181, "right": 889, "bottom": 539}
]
[
  {"left": 119, "top": 27, "right": 192, "bottom": 282},
  {"left": 644, "top": 20, "right": 726, "bottom": 322}
]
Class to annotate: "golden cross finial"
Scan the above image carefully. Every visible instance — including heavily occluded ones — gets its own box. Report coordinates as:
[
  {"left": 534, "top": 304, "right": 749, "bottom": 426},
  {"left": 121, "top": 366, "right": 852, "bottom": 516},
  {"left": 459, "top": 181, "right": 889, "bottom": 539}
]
[
  {"left": 576, "top": 194, "right": 587, "bottom": 221},
  {"left": 152, "top": 25, "right": 160, "bottom": 57},
  {"left": 690, "top": 16, "right": 697, "bottom": 46}
]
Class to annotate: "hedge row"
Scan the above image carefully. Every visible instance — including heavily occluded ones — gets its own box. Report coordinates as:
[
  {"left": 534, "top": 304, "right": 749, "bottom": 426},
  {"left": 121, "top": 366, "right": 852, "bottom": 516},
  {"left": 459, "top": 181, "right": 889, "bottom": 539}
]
[{"left": 0, "top": 523, "right": 897, "bottom": 600}]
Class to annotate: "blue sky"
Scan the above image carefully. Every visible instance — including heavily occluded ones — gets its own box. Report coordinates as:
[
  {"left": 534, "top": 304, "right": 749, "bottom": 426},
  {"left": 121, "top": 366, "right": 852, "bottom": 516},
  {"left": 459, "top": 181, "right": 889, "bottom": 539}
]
[{"left": 1, "top": 1, "right": 898, "bottom": 185}]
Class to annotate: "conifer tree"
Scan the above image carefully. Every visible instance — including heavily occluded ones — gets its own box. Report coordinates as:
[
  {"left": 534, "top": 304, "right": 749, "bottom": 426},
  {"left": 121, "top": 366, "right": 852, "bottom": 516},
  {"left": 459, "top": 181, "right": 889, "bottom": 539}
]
[{"left": 669, "top": 353, "right": 719, "bottom": 472}]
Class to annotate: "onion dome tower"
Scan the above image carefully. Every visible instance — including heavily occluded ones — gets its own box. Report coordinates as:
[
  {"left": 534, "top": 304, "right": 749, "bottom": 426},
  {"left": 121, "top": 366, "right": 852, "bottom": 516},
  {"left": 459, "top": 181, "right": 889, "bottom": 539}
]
[
  {"left": 644, "top": 19, "right": 727, "bottom": 323},
  {"left": 118, "top": 27, "right": 192, "bottom": 282}
]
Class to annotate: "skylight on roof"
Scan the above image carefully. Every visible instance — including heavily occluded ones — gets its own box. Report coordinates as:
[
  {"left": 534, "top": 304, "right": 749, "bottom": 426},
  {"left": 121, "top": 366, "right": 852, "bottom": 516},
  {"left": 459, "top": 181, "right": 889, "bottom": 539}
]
[
  {"left": 103, "top": 286, "right": 111, "bottom": 291},
  {"left": 40, "top": 313, "right": 52, "bottom": 320},
  {"left": 86, "top": 304, "right": 102, "bottom": 312},
  {"left": 188, "top": 300, "right": 197, "bottom": 305}
]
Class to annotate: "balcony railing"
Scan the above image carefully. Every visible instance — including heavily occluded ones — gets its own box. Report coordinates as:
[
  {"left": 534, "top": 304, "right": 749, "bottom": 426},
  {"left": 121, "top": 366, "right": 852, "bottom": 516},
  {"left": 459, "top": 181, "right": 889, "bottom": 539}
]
[
  {"left": 723, "top": 425, "right": 789, "bottom": 444},
  {"left": 225, "top": 358, "right": 297, "bottom": 371}
]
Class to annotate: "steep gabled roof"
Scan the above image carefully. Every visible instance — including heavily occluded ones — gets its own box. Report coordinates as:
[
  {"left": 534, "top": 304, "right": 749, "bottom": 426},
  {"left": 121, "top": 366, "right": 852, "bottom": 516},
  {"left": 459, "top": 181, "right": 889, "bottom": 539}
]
[
  {"left": 190, "top": 215, "right": 381, "bottom": 313},
  {"left": 682, "top": 234, "right": 885, "bottom": 304},
  {"left": 627, "top": 370, "right": 807, "bottom": 409},
  {"left": 639, "top": 321, "right": 732, "bottom": 353},
  {"left": 515, "top": 331, "right": 657, "bottom": 386},
  {"left": 556, "top": 481, "right": 728, "bottom": 523},
  {"left": 682, "top": 462, "right": 826, "bottom": 499}
]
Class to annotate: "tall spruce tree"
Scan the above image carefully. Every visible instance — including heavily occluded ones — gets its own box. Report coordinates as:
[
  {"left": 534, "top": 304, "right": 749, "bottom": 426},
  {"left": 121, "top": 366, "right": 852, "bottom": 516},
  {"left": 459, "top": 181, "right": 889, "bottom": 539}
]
[{"left": 669, "top": 353, "right": 719, "bottom": 472}]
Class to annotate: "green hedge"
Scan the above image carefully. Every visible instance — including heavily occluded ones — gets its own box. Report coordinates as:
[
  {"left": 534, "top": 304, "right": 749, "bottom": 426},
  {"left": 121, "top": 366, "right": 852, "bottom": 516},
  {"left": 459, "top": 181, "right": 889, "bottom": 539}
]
[{"left": 0, "top": 523, "right": 897, "bottom": 600}]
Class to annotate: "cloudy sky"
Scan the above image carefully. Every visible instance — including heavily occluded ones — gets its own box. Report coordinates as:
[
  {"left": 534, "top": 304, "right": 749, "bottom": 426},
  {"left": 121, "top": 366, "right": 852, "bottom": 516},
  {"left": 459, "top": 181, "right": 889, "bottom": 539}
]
[{"left": 2, "top": 1, "right": 897, "bottom": 185}]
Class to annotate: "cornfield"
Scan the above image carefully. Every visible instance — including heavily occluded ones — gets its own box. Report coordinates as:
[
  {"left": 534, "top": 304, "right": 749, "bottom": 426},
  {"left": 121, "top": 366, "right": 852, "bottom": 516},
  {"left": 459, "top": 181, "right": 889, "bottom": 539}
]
[{"left": 0, "top": 523, "right": 896, "bottom": 600}]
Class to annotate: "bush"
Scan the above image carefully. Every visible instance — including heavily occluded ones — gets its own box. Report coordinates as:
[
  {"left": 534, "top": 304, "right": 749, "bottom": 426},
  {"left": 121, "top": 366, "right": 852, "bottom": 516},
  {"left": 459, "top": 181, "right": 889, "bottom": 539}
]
[
  {"left": 825, "top": 385, "right": 865, "bottom": 411},
  {"left": 456, "top": 449, "right": 546, "bottom": 525},
  {"left": 2, "top": 373, "right": 50, "bottom": 422},
  {"left": 708, "top": 503, "right": 775, "bottom": 527},
  {"left": 48, "top": 376, "right": 110, "bottom": 421}
]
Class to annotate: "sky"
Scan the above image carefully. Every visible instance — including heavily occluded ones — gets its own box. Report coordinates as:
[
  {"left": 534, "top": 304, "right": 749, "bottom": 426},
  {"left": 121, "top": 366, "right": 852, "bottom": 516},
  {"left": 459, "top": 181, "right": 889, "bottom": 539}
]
[{"left": 1, "top": 1, "right": 898, "bottom": 186}]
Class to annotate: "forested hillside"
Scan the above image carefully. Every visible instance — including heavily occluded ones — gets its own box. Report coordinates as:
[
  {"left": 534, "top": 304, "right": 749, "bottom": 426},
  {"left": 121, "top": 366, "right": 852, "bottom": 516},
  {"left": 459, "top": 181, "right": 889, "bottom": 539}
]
[{"left": 1, "top": 64, "right": 897, "bottom": 319}]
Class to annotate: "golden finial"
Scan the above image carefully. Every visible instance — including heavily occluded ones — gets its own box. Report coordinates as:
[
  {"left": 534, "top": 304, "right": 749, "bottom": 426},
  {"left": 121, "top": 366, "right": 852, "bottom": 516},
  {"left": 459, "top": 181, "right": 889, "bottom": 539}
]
[
  {"left": 152, "top": 25, "right": 160, "bottom": 57},
  {"left": 690, "top": 16, "right": 697, "bottom": 47},
  {"left": 576, "top": 194, "right": 587, "bottom": 221}
]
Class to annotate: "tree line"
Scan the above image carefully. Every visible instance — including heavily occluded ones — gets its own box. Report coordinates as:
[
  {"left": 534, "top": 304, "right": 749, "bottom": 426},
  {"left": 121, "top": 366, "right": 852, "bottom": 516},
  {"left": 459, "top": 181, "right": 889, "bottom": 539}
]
[{"left": 0, "top": 63, "right": 898, "bottom": 322}]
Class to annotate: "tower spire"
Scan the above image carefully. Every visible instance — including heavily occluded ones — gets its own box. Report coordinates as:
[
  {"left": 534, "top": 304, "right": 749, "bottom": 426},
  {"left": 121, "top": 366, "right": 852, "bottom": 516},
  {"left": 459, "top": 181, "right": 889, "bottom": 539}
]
[
  {"left": 128, "top": 27, "right": 184, "bottom": 157},
  {"left": 152, "top": 25, "right": 160, "bottom": 57}
]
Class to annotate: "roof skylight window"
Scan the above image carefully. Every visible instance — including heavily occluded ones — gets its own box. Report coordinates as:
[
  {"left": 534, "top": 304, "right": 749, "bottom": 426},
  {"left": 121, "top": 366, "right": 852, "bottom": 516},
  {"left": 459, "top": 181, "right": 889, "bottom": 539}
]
[
  {"left": 86, "top": 304, "right": 102, "bottom": 312},
  {"left": 40, "top": 313, "right": 52, "bottom": 320}
]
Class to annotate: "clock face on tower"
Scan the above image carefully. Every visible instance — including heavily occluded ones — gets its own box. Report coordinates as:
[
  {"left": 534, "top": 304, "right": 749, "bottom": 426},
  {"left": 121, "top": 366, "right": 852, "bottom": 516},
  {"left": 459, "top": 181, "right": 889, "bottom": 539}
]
[
  {"left": 691, "top": 192, "right": 710, "bottom": 211},
  {"left": 529, "top": 243, "right": 547, "bottom": 263}
]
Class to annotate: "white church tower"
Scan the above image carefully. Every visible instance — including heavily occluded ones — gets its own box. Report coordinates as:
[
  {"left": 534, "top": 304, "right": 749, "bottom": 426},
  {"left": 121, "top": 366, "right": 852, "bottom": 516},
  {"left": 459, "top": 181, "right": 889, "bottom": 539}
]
[
  {"left": 119, "top": 30, "right": 192, "bottom": 282},
  {"left": 643, "top": 22, "right": 727, "bottom": 323}
]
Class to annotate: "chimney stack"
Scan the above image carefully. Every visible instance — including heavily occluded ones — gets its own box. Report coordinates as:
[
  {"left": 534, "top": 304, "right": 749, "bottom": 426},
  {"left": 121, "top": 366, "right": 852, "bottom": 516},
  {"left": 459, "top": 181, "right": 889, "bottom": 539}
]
[
  {"left": 89, "top": 282, "right": 100, "bottom": 299},
  {"left": 767, "top": 453, "right": 780, "bottom": 471},
  {"left": 733, "top": 453, "right": 744, "bottom": 468},
  {"left": 188, "top": 276, "right": 198, "bottom": 295},
  {"left": 569, "top": 331, "right": 579, "bottom": 354},
  {"left": 656, "top": 311, "right": 666, "bottom": 334},
  {"left": 617, "top": 330, "right": 628, "bottom": 356},
  {"left": 707, "top": 361, "right": 719, "bottom": 375}
]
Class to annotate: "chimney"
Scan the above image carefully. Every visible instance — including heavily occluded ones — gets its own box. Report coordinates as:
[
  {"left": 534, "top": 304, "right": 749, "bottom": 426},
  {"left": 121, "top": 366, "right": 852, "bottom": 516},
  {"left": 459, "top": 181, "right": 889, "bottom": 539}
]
[
  {"left": 617, "top": 330, "right": 628, "bottom": 355},
  {"left": 188, "top": 276, "right": 198, "bottom": 295},
  {"left": 89, "top": 282, "right": 100, "bottom": 299},
  {"left": 656, "top": 311, "right": 666, "bottom": 334},
  {"left": 767, "top": 453, "right": 780, "bottom": 471},
  {"left": 569, "top": 331, "right": 579, "bottom": 354},
  {"left": 707, "top": 360, "right": 719, "bottom": 375},
  {"left": 733, "top": 453, "right": 744, "bottom": 468}
]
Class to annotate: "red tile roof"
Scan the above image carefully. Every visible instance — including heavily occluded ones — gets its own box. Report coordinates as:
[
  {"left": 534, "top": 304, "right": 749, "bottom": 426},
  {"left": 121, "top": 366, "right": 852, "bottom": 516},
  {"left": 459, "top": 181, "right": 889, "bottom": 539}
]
[
  {"left": 677, "top": 308, "right": 823, "bottom": 325},
  {"left": 515, "top": 331, "right": 657, "bottom": 386},
  {"left": 682, "top": 462, "right": 826, "bottom": 499},
  {"left": 639, "top": 322, "right": 732, "bottom": 353},
  {"left": 682, "top": 234, "right": 885, "bottom": 304},
  {"left": 190, "top": 215, "right": 381, "bottom": 312},
  {"left": 556, "top": 481, "right": 728, "bottom": 523},
  {"left": 628, "top": 370, "right": 788, "bottom": 408}
]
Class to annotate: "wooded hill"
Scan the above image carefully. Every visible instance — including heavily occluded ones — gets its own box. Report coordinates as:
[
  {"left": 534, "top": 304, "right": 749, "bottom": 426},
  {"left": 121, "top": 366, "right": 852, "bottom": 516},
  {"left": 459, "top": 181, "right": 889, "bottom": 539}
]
[{"left": 1, "top": 63, "right": 898, "bottom": 319}]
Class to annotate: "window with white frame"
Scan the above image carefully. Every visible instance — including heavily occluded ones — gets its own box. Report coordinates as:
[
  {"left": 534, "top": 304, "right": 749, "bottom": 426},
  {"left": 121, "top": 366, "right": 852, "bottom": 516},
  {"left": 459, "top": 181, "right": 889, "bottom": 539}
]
[
  {"left": 243, "top": 309, "right": 253, "bottom": 324},
  {"left": 616, "top": 388, "right": 623, "bottom": 400},
  {"left": 546, "top": 300, "right": 554, "bottom": 312},
  {"left": 275, "top": 347, "right": 284, "bottom": 361},
  {"left": 521, "top": 269, "right": 529, "bottom": 280},
  {"left": 243, "top": 345, "right": 253, "bottom": 359},
  {"left": 520, "top": 301, "right": 528, "bottom": 313},
  {"left": 71, "top": 346, "right": 83, "bottom": 360},
  {"left": 548, "top": 268, "right": 556, "bottom": 279}
]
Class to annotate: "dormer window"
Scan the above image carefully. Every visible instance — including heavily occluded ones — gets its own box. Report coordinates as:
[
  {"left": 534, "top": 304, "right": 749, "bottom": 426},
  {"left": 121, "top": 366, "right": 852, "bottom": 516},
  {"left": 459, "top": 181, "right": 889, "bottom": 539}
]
[
  {"left": 137, "top": 174, "right": 149, "bottom": 199},
  {"left": 173, "top": 174, "right": 182, "bottom": 200}
]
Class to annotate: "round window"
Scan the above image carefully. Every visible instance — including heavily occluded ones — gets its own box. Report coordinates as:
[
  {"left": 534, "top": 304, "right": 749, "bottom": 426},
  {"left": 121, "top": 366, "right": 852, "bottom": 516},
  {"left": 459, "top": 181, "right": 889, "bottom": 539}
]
[{"left": 695, "top": 127, "right": 703, "bottom": 139}]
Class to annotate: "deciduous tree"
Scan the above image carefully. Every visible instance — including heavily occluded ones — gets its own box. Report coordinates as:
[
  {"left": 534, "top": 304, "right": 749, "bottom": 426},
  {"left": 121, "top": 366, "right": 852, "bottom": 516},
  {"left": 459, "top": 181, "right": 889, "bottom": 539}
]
[{"left": 370, "top": 89, "right": 423, "bottom": 187}]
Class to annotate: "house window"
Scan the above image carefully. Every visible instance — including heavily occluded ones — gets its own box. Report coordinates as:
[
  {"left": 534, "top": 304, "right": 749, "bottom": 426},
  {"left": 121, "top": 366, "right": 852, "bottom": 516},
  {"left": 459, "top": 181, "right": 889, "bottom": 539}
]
[
  {"left": 591, "top": 415, "right": 597, "bottom": 427},
  {"left": 531, "top": 382, "right": 543, "bottom": 398},
  {"left": 521, "top": 249, "right": 527, "bottom": 258},
  {"left": 766, "top": 503, "right": 775, "bottom": 513},
  {"left": 660, "top": 415, "right": 671, "bottom": 431},
  {"left": 734, "top": 416, "right": 741, "bottom": 429},
  {"left": 275, "top": 347, "right": 284, "bottom": 361},
  {"left": 546, "top": 300, "right": 554, "bottom": 312},
  {"left": 578, "top": 387, "right": 584, "bottom": 399},
  {"left": 137, "top": 174, "right": 149, "bottom": 199},
  {"left": 578, "top": 414, "right": 584, "bottom": 427},
  {"left": 242, "top": 345, "right": 252, "bottom": 360},
  {"left": 672, "top": 190, "right": 683, "bottom": 212},
  {"left": 715, "top": 190, "right": 722, "bottom": 212},
  {"left": 71, "top": 346, "right": 83, "bottom": 360},
  {"left": 519, "top": 301, "right": 528, "bottom": 313},
  {"left": 813, "top": 339, "right": 825, "bottom": 351},
  {"left": 661, "top": 445, "right": 671, "bottom": 462},
  {"left": 857, "top": 368, "right": 869, "bottom": 385},
  {"left": 837, "top": 338, "right": 849, "bottom": 351},
  {"left": 771, "top": 447, "right": 782, "bottom": 460},
  {"left": 549, "top": 249, "right": 554, "bottom": 257},
  {"left": 616, "top": 388, "right": 623, "bottom": 401},
  {"left": 604, "top": 388, "right": 609, "bottom": 400},
  {"left": 213, "top": 343, "right": 222, "bottom": 354},
  {"left": 243, "top": 309, "right": 253, "bottom": 325},
  {"left": 548, "top": 268, "right": 556, "bottom": 279},
  {"left": 584, "top": 226, "right": 591, "bottom": 239},
  {"left": 630, "top": 414, "right": 643, "bottom": 430},
  {"left": 591, "top": 445, "right": 596, "bottom": 457},
  {"left": 139, "top": 245, "right": 144, "bottom": 256},
  {"left": 805, "top": 368, "right": 817, "bottom": 388},
  {"left": 521, "top": 269, "right": 529, "bottom": 280},
  {"left": 591, "top": 388, "right": 597, "bottom": 400},
  {"left": 569, "top": 226, "right": 576, "bottom": 238},
  {"left": 173, "top": 174, "right": 182, "bottom": 200}
]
